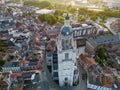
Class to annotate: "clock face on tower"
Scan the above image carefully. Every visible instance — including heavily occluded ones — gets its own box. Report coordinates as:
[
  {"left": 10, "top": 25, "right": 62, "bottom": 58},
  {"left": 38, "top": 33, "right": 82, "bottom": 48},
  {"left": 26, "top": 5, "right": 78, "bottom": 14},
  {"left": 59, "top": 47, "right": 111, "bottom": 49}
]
[{"left": 60, "top": 14, "right": 74, "bottom": 50}]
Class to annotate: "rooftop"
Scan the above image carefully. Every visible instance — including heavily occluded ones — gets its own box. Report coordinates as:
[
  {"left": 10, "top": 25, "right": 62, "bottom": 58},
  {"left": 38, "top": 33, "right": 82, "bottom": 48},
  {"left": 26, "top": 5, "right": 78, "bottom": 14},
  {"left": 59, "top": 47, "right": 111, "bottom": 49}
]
[
  {"left": 88, "top": 35, "right": 120, "bottom": 47},
  {"left": 79, "top": 54, "right": 97, "bottom": 68},
  {"left": 61, "top": 26, "right": 72, "bottom": 36},
  {"left": 103, "top": 67, "right": 113, "bottom": 75}
]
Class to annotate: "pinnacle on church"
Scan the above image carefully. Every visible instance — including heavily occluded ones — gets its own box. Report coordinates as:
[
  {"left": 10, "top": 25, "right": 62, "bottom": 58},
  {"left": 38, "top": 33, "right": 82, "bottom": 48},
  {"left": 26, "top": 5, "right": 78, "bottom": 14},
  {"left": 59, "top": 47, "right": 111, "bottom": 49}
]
[{"left": 65, "top": 13, "right": 70, "bottom": 20}]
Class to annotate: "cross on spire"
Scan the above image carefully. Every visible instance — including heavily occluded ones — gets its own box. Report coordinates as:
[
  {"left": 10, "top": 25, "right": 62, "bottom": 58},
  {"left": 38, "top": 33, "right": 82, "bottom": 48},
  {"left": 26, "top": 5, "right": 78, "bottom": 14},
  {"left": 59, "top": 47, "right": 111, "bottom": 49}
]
[{"left": 65, "top": 13, "right": 70, "bottom": 20}]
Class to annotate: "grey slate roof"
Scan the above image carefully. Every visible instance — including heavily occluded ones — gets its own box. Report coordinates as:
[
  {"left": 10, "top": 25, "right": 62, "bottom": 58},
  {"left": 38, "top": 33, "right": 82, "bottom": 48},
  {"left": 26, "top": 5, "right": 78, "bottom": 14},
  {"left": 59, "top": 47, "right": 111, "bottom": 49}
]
[
  {"left": 88, "top": 35, "right": 120, "bottom": 47},
  {"left": 95, "top": 35, "right": 119, "bottom": 44},
  {"left": 3, "top": 62, "right": 13, "bottom": 67}
]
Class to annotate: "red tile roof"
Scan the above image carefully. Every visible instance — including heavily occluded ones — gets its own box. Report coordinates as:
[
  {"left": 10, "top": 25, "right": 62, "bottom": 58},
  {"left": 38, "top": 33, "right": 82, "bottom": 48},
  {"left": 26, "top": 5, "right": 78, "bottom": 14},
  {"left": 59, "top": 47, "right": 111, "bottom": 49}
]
[
  {"left": 79, "top": 54, "right": 97, "bottom": 68},
  {"left": 10, "top": 73, "right": 22, "bottom": 78},
  {"left": 103, "top": 67, "right": 113, "bottom": 74},
  {"left": 0, "top": 53, "right": 6, "bottom": 59}
]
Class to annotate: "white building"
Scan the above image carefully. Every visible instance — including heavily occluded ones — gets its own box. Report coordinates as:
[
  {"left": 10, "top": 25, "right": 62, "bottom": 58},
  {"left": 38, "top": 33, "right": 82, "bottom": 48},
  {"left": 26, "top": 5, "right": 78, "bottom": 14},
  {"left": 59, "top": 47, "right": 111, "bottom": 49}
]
[
  {"left": 35, "top": 9, "right": 54, "bottom": 14},
  {"left": 6, "top": 0, "right": 23, "bottom": 7},
  {"left": 56, "top": 14, "right": 78, "bottom": 86},
  {"left": 103, "top": 0, "right": 120, "bottom": 8},
  {"left": 0, "top": 0, "right": 5, "bottom": 4},
  {"left": 0, "top": 0, "right": 9, "bottom": 4},
  {"left": 9, "top": 30, "right": 31, "bottom": 38}
]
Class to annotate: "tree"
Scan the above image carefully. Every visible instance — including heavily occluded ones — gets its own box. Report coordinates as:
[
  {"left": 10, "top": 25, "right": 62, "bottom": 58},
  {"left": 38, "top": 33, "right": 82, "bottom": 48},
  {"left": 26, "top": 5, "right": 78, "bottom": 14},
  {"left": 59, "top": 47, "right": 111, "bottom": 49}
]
[
  {"left": 95, "top": 57, "right": 103, "bottom": 66},
  {"left": 9, "top": 55, "right": 14, "bottom": 60},
  {"left": 106, "top": 59, "right": 114, "bottom": 68},
  {"left": 54, "top": 9, "right": 67, "bottom": 16},
  {"left": 7, "top": 7, "right": 12, "bottom": 12},
  {"left": 78, "top": 8, "right": 88, "bottom": 15},
  {"left": 39, "top": 14, "right": 57, "bottom": 25},
  {"left": 39, "top": 1, "right": 53, "bottom": 9},
  {"left": 38, "top": 14, "right": 46, "bottom": 22},
  {"left": 9, "top": 0, "right": 19, "bottom": 3},
  {"left": 90, "top": 15, "right": 98, "bottom": 21},
  {"left": 0, "top": 60, "right": 6, "bottom": 66},
  {"left": 57, "top": 17, "right": 64, "bottom": 24},
  {"left": 0, "top": 48, "right": 7, "bottom": 53},
  {"left": 97, "top": 46, "right": 105, "bottom": 59},
  {"left": 0, "top": 41, "right": 8, "bottom": 47},
  {"left": 24, "top": 0, "right": 53, "bottom": 9},
  {"left": 46, "top": 14, "right": 57, "bottom": 25},
  {"left": 78, "top": 17, "right": 86, "bottom": 22}
]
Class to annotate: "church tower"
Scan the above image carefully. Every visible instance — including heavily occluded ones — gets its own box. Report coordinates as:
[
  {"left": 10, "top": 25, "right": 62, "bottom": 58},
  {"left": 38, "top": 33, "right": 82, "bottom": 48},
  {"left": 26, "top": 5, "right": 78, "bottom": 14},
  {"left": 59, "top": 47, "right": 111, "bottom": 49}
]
[{"left": 57, "top": 14, "right": 78, "bottom": 86}]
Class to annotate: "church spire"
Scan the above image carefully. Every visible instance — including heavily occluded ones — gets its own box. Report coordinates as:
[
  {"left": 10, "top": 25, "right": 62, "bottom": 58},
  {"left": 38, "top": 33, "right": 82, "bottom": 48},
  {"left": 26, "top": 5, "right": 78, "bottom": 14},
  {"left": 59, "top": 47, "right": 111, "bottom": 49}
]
[
  {"left": 65, "top": 13, "right": 70, "bottom": 20},
  {"left": 64, "top": 13, "right": 70, "bottom": 25}
]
